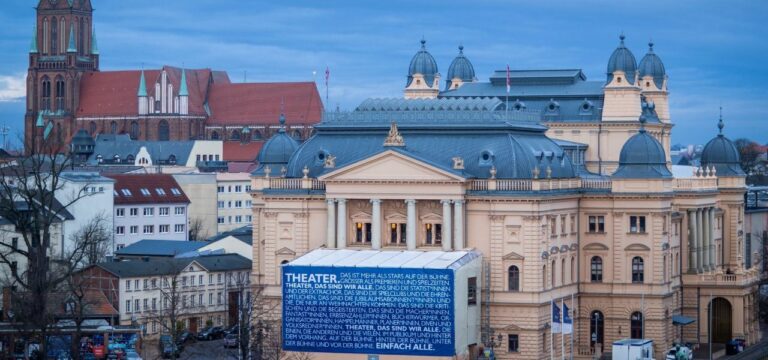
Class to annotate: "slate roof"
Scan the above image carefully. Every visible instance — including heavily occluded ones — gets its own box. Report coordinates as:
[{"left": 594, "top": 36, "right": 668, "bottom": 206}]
[
  {"left": 206, "top": 225, "right": 253, "bottom": 245},
  {"left": 89, "top": 134, "right": 196, "bottom": 165},
  {"left": 114, "top": 239, "right": 206, "bottom": 257},
  {"left": 105, "top": 174, "right": 191, "bottom": 205},
  {"left": 406, "top": 39, "right": 439, "bottom": 88},
  {"left": 282, "top": 98, "right": 575, "bottom": 180},
  {"left": 97, "top": 254, "right": 250, "bottom": 278},
  {"left": 612, "top": 128, "right": 672, "bottom": 179},
  {"left": 207, "top": 82, "right": 323, "bottom": 126},
  {"left": 701, "top": 132, "right": 744, "bottom": 177}
]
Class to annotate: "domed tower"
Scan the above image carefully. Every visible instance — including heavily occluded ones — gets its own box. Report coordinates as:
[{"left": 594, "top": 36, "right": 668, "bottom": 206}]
[
  {"left": 612, "top": 117, "right": 672, "bottom": 179},
  {"left": 701, "top": 112, "right": 745, "bottom": 177},
  {"left": 404, "top": 39, "right": 440, "bottom": 99},
  {"left": 254, "top": 113, "right": 300, "bottom": 175},
  {"left": 602, "top": 34, "right": 642, "bottom": 122},
  {"left": 445, "top": 45, "right": 476, "bottom": 90},
  {"left": 639, "top": 41, "right": 670, "bottom": 123}
]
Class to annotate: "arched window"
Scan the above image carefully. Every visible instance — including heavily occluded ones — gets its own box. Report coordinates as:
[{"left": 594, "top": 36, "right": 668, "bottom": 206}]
[
  {"left": 560, "top": 258, "right": 565, "bottom": 286},
  {"left": 542, "top": 264, "right": 547, "bottom": 289},
  {"left": 158, "top": 120, "right": 169, "bottom": 141},
  {"left": 292, "top": 129, "right": 302, "bottom": 140},
  {"left": 43, "top": 18, "right": 49, "bottom": 54},
  {"left": 631, "top": 257, "right": 644, "bottom": 283},
  {"left": 590, "top": 256, "right": 603, "bottom": 283},
  {"left": 51, "top": 17, "right": 58, "bottom": 54},
  {"left": 89, "top": 121, "right": 97, "bottom": 136},
  {"left": 210, "top": 131, "right": 220, "bottom": 140},
  {"left": 41, "top": 77, "right": 51, "bottom": 111},
  {"left": 590, "top": 311, "right": 604, "bottom": 351},
  {"left": 55, "top": 77, "right": 65, "bottom": 112},
  {"left": 508, "top": 266, "right": 519, "bottom": 292},
  {"left": 252, "top": 130, "right": 262, "bottom": 141},
  {"left": 78, "top": 18, "right": 85, "bottom": 55},
  {"left": 630, "top": 312, "right": 643, "bottom": 339},
  {"left": 551, "top": 260, "right": 556, "bottom": 288},
  {"left": 571, "top": 256, "right": 576, "bottom": 283},
  {"left": 230, "top": 130, "right": 240, "bottom": 141},
  {"left": 130, "top": 121, "right": 139, "bottom": 140},
  {"left": 56, "top": 123, "right": 62, "bottom": 143},
  {"left": 110, "top": 121, "right": 117, "bottom": 134},
  {"left": 168, "top": 155, "right": 177, "bottom": 165},
  {"left": 126, "top": 154, "right": 135, "bottom": 163}
]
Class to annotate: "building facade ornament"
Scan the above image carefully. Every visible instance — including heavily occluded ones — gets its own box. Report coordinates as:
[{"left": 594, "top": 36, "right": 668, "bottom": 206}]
[{"left": 383, "top": 121, "right": 405, "bottom": 147}]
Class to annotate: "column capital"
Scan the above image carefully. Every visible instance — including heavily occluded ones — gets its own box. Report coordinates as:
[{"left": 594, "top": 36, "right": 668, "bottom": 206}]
[
  {"left": 337, "top": 198, "right": 347, "bottom": 204},
  {"left": 326, "top": 198, "right": 335, "bottom": 205},
  {"left": 370, "top": 199, "right": 382, "bottom": 205},
  {"left": 454, "top": 199, "right": 465, "bottom": 205},
  {"left": 440, "top": 199, "right": 452, "bottom": 205},
  {"left": 405, "top": 199, "right": 417, "bottom": 205}
]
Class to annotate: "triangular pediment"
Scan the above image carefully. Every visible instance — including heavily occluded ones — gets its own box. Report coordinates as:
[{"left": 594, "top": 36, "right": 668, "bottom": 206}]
[
  {"left": 503, "top": 251, "right": 525, "bottom": 261},
  {"left": 275, "top": 247, "right": 296, "bottom": 256},
  {"left": 319, "top": 150, "right": 465, "bottom": 182}
]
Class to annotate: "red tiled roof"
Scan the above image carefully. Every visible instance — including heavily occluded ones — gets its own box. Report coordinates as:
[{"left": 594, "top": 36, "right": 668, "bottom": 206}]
[
  {"left": 105, "top": 174, "right": 191, "bottom": 205},
  {"left": 207, "top": 82, "right": 323, "bottom": 126},
  {"left": 77, "top": 66, "right": 226, "bottom": 117},
  {"left": 227, "top": 162, "right": 259, "bottom": 173},
  {"left": 223, "top": 141, "right": 264, "bottom": 162}
]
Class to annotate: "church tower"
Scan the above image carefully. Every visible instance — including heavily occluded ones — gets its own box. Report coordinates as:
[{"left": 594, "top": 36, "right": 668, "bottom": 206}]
[
  {"left": 25, "top": 0, "right": 99, "bottom": 154},
  {"left": 404, "top": 39, "right": 440, "bottom": 99}
]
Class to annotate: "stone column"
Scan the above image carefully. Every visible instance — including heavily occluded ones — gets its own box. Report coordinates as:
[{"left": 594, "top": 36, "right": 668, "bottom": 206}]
[
  {"left": 337, "top": 198, "right": 347, "bottom": 249},
  {"left": 405, "top": 199, "right": 417, "bottom": 250},
  {"left": 370, "top": 199, "right": 382, "bottom": 250},
  {"left": 454, "top": 200, "right": 465, "bottom": 250},
  {"left": 326, "top": 199, "right": 336, "bottom": 248},
  {"left": 696, "top": 209, "right": 704, "bottom": 273},
  {"left": 702, "top": 208, "right": 711, "bottom": 272},
  {"left": 441, "top": 200, "right": 452, "bottom": 251},
  {"left": 688, "top": 210, "right": 697, "bottom": 272},
  {"left": 709, "top": 208, "right": 716, "bottom": 269}
]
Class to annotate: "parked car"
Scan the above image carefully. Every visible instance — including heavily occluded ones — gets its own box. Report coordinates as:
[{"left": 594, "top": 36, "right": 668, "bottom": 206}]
[
  {"left": 176, "top": 331, "right": 194, "bottom": 344},
  {"left": 125, "top": 350, "right": 143, "bottom": 360},
  {"left": 223, "top": 334, "right": 239, "bottom": 348},
  {"left": 665, "top": 345, "right": 693, "bottom": 360},
  {"left": 224, "top": 325, "right": 239, "bottom": 336},
  {"left": 159, "top": 335, "right": 182, "bottom": 359},
  {"left": 197, "top": 326, "right": 225, "bottom": 340}
]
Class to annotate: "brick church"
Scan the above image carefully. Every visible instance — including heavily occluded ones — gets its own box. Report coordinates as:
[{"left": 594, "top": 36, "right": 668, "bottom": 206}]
[{"left": 25, "top": 0, "right": 323, "bottom": 161}]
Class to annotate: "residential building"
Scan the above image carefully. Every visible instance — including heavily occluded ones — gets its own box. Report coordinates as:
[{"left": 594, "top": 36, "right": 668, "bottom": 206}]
[
  {"left": 58, "top": 171, "right": 115, "bottom": 254},
  {"left": 85, "top": 134, "right": 223, "bottom": 168},
  {"left": 114, "top": 226, "right": 253, "bottom": 261},
  {"left": 172, "top": 173, "right": 218, "bottom": 239},
  {"left": 106, "top": 174, "right": 190, "bottom": 249},
  {"left": 216, "top": 172, "right": 252, "bottom": 233},
  {"left": 90, "top": 254, "right": 251, "bottom": 335},
  {"left": 249, "top": 39, "right": 764, "bottom": 360}
]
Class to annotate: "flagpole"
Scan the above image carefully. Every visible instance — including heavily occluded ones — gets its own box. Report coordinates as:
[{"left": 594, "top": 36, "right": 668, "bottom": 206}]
[
  {"left": 551, "top": 298, "right": 554, "bottom": 360},
  {"left": 571, "top": 292, "right": 574, "bottom": 360},
  {"left": 561, "top": 297, "right": 565, "bottom": 360},
  {"left": 709, "top": 292, "right": 713, "bottom": 360}
]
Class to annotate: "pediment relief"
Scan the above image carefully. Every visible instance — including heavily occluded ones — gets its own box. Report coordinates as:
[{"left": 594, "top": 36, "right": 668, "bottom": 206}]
[
  {"left": 275, "top": 247, "right": 296, "bottom": 256},
  {"left": 624, "top": 243, "right": 650, "bottom": 251},
  {"left": 385, "top": 213, "right": 406, "bottom": 221},
  {"left": 502, "top": 251, "right": 525, "bottom": 261},
  {"left": 319, "top": 150, "right": 465, "bottom": 182},
  {"left": 583, "top": 242, "right": 609, "bottom": 251},
  {"left": 501, "top": 323, "right": 523, "bottom": 331},
  {"left": 351, "top": 212, "right": 372, "bottom": 220},
  {"left": 419, "top": 213, "right": 442, "bottom": 221}
]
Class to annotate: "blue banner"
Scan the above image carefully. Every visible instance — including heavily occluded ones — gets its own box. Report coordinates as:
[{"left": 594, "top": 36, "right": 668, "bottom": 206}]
[{"left": 282, "top": 265, "right": 455, "bottom": 356}]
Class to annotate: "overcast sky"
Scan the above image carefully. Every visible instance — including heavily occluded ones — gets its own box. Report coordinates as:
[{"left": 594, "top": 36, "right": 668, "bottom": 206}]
[{"left": 0, "top": 0, "right": 766, "bottom": 147}]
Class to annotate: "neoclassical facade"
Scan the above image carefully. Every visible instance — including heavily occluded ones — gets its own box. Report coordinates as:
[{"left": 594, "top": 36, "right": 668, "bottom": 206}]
[{"left": 249, "top": 39, "right": 762, "bottom": 359}]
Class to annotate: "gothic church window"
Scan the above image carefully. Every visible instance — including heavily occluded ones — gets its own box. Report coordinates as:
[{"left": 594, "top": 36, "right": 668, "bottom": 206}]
[
  {"left": 43, "top": 19, "right": 49, "bottom": 54},
  {"left": 210, "top": 131, "right": 219, "bottom": 140},
  {"left": 55, "top": 77, "right": 65, "bottom": 112},
  {"left": 41, "top": 77, "right": 51, "bottom": 111},
  {"left": 252, "top": 130, "right": 262, "bottom": 141},
  {"left": 51, "top": 17, "right": 58, "bottom": 54},
  {"left": 158, "top": 120, "right": 169, "bottom": 141},
  {"left": 230, "top": 130, "right": 240, "bottom": 141},
  {"left": 78, "top": 18, "right": 85, "bottom": 55},
  {"left": 89, "top": 122, "right": 96, "bottom": 135},
  {"left": 110, "top": 121, "right": 117, "bottom": 134},
  {"left": 130, "top": 121, "right": 139, "bottom": 139}
]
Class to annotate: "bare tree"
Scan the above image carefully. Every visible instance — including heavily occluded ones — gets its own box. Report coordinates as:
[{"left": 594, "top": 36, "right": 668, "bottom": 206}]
[
  {"left": 0, "top": 141, "right": 100, "bottom": 357},
  {"left": 71, "top": 213, "right": 111, "bottom": 267},
  {"left": 248, "top": 284, "right": 285, "bottom": 360},
  {"left": 734, "top": 138, "right": 762, "bottom": 173},
  {"left": 188, "top": 217, "right": 209, "bottom": 241}
]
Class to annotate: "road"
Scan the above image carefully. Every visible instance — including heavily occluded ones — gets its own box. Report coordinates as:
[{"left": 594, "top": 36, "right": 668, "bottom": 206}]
[{"left": 139, "top": 338, "right": 240, "bottom": 360}]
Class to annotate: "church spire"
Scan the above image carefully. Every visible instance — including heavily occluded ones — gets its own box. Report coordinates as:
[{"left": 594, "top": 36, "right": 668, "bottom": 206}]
[
  {"left": 179, "top": 68, "right": 189, "bottom": 97},
  {"left": 137, "top": 70, "right": 147, "bottom": 97},
  {"left": 30, "top": 24, "right": 38, "bottom": 54},
  {"left": 66, "top": 24, "right": 77, "bottom": 53},
  {"left": 91, "top": 25, "right": 99, "bottom": 55}
]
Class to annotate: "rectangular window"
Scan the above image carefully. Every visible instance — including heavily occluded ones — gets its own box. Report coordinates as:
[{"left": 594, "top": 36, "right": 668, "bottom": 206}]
[
  {"left": 143, "top": 207, "right": 154, "bottom": 216},
  {"left": 245, "top": 200, "right": 252, "bottom": 207},
  {"left": 182, "top": 295, "right": 187, "bottom": 308},
  {"left": 143, "top": 225, "right": 154, "bottom": 234},
  {"left": 217, "top": 186, "right": 224, "bottom": 193},
  {"left": 235, "top": 200, "right": 242, "bottom": 208},
  {"left": 235, "top": 216, "right": 243, "bottom": 224},
  {"left": 199, "top": 294, "right": 203, "bottom": 306},
  {"left": 143, "top": 299, "right": 148, "bottom": 311},
  {"left": 121, "top": 189, "right": 133, "bottom": 197},
  {"left": 209, "top": 274, "right": 213, "bottom": 285},
  {"left": 156, "top": 188, "right": 167, "bottom": 196},
  {"left": 116, "top": 226, "right": 125, "bottom": 235},
  {"left": 10, "top": 238, "right": 17, "bottom": 249},
  {"left": 126, "top": 300, "right": 131, "bottom": 313},
  {"left": 159, "top": 225, "right": 170, "bottom": 233},
  {"left": 143, "top": 279, "right": 148, "bottom": 289},
  {"left": 175, "top": 207, "right": 185, "bottom": 215},
  {"left": 182, "top": 276, "right": 187, "bottom": 287},
  {"left": 218, "top": 274, "right": 222, "bottom": 283},
  {"left": 130, "top": 226, "right": 138, "bottom": 235},
  {"left": 152, "top": 298, "right": 157, "bottom": 310},
  {"left": 467, "top": 277, "right": 477, "bottom": 305},
  {"left": 126, "top": 280, "right": 131, "bottom": 290},
  {"left": 235, "top": 185, "right": 242, "bottom": 192},
  {"left": 217, "top": 217, "right": 225, "bottom": 224},
  {"left": 152, "top": 279, "right": 157, "bottom": 288},
  {"left": 209, "top": 293, "right": 213, "bottom": 305},
  {"left": 550, "top": 217, "right": 557, "bottom": 236},
  {"left": 175, "top": 224, "right": 185, "bottom": 233},
  {"left": 140, "top": 188, "right": 151, "bottom": 196},
  {"left": 159, "top": 207, "right": 169, "bottom": 216},
  {"left": 245, "top": 185, "right": 251, "bottom": 192},
  {"left": 135, "top": 279, "right": 139, "bottom": 289},
  {"left": 560, "top": 215, "right": 566, "bottom": 235},
  {"left": 508, "top": 334, "right": 519, "bottom": 352},
  {"left": 217, "top": 201, "right": 225, "bottom": 209},
  {"left": 171, "top": 188, "right": 182, "bottom": 196},
  {"left": 191, "top": 295, "right": 195, "bottom": 307},
  {"left": 217, "top": 292, "right": 222, "bottom": 305},
  {"left": 630, "top": 216, "right": 646, "bottom": 233},
  {"left": 134, "top": 299, "right": 139, "bottom": 312},
  {"left": 588, "top": 216, "right": 605, "bottom": 233},
  {"left": 570, "top": 215, "right": 576, "bottom": 233},
  {"left": 198, "top": 275, "right": 203, "bottom": 286},
  {"left": 246, "top": 215, "right": 252, "bottom": 222},
  {"left": 116, "top": 208, "right": 125, "bottom": 217},
  {"left": 129, "top": 208, "right": 139, "bottom": 216}
]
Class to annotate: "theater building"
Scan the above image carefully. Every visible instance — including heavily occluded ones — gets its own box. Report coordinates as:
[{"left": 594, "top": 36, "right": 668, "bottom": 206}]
[{"left": 249, "top": 38, "right": 763, "bottom": 359}]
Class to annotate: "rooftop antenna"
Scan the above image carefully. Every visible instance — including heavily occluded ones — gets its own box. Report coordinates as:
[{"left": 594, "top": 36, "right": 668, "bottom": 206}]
[
  {"left": 718, "top": 106, "right": 724, "bottom": 135},
  {"left": 0, "top": 123, "right": 9, "bottom": 149}
]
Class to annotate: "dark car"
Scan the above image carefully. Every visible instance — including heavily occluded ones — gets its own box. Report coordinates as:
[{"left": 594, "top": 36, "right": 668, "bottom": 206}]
[
  {"left": 197, "top": 326, "right": 224, "bottom": 341},
  {"left": 223, "top": 334, "right": 239, "bottom": 348},
  {"left": 224, "top": 325, "right": 239, "bottom": 336},
  {"left": 176, "top": 331, "right": 194, "bottom": 345},
  {"left": 159, "top": 335, "right": 182, "bottom": 359}
]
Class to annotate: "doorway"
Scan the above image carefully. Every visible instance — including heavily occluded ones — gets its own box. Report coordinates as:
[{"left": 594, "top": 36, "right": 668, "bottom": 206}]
[{"left": 709, "top": 297, "right": 732, "bottom": 343}]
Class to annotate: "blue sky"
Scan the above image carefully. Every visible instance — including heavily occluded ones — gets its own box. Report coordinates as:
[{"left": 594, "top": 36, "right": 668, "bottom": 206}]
[{"left": 0, "top": 0, "right": 766, "bottom": 147}]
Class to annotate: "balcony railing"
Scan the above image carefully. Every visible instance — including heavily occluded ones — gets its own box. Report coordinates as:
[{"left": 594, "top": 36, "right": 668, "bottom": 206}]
[{"left": 673, "top": 177, "right": 718, "bottom": 191}]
